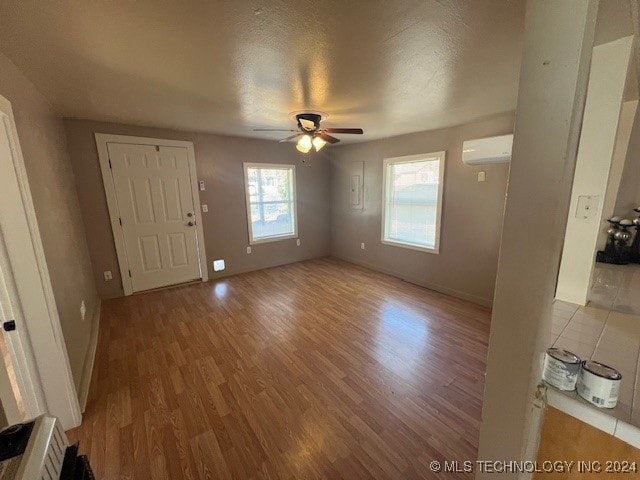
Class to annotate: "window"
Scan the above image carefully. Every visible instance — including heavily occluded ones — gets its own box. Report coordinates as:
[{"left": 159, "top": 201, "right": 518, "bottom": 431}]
[
  {"left": 244, "top": 163, "right": 297, "bottom": 244},
  {"left": 382, "top": 152, "right": 445, "bottom": 253}
]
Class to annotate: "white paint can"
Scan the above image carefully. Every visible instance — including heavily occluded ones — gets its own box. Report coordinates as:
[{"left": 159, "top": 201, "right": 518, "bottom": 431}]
[
  {"left": 576, "top": 360, "right": 622, "bottom": 409},
  {"left": 542, "top": 348, "right": 581, "bottom": 391}
]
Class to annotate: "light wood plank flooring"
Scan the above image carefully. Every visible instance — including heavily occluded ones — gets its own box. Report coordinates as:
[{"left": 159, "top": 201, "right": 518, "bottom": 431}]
[{"left": 68, "top": 258, "right": 491, "bottom": 479}]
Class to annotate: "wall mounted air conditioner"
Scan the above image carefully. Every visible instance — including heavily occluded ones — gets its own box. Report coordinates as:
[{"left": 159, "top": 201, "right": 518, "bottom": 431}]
[{"left": 462, "top": 134, "right": 513, "bottom": 165}]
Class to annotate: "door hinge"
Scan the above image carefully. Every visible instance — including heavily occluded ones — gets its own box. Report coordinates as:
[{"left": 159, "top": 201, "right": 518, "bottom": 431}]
[
  {"left": 128, "top": 269, "right": 132, "bottom": 278},
  {"left": 108, "top": 158, "right": 112, "bottom": 169},
  {"left": 118, "top": 217, "right": 122, "bottom": 226},
  {"left": 155, "top": 145, "right": 160, "bottom": 152}
]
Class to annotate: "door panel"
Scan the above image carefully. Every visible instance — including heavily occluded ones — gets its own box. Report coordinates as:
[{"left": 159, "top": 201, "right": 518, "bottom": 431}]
[
  {"left": 168, "top": 233, "right": 189, "bottom": 267},
  {"left": 139, "top": 235, "right": 162, "bottom": 272},
  {"left": 107, "top": 143, "right": 201, "bottom": 292},
  {"left": 129, "top": 178, "right": 155, "bottom": 223}
]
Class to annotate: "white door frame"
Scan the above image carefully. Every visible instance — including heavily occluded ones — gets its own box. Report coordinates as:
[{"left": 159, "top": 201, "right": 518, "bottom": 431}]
[
  {"left": 95, "top": 134, "right": 208, "bottom": 296},
  {"left": 0, "top": 95, "right": 81, "bottom": 429}
]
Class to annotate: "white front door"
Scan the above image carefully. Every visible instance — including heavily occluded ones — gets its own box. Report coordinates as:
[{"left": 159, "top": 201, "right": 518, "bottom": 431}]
[{"left": 107, "top": 143, "right": 202, "bottom": 292}]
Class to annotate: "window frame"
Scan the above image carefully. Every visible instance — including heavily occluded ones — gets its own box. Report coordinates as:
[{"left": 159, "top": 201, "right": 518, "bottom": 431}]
[
  {"left": 243, "top": 162, "right": 298, "bottom": 245},
  {"left": 381, "top": 151, "right": 446, "bottom": 254}
]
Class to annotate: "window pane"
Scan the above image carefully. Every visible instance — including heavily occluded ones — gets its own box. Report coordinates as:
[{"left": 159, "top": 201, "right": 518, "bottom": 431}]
[
  {"left": 254, "top": 168, "right": 291, "bottom": 202},
  {"left": 245, "top": 165, "right": 296, "bottom": 242},
  {"left": 250, "top": 203, "right": 261, "bottom": 223},
  {"left": 247, "top": 169, "right": 259, "bottom": 203},
  {"left": 384, "top": 157, "right": 441, "bottom": 248},
  {"left": 252, "top": 202, "right": 294, "bottom": 239},
  {"left": 387, "top": 203, "right": 437, "bottom": 247}
]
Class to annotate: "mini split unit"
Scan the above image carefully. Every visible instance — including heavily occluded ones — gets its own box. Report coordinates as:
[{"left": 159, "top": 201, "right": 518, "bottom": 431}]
[{"left": 462, "top": 134, "right": 513, "bottom": 165}]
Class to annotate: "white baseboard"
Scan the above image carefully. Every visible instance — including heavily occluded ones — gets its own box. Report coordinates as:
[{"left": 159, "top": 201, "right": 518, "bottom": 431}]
[
  {"left": 332, "top": 254, "right": 494, "bottom": 308},
  {"left": 78, "top": 301, "right": 100, "bottom": 412}
]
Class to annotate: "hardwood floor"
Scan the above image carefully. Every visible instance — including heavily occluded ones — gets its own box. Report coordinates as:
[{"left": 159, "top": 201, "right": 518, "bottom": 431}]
[{"left": 67, "top": 258, "right": 491, "bottom": 479}]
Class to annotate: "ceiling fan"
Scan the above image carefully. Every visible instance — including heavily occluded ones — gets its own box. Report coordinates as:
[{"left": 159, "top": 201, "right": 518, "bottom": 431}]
[{"left": 253, "top": 113, "right": 363, "bottom": 153}]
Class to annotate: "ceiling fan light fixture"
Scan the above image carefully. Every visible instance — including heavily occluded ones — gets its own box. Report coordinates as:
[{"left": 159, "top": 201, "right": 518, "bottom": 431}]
[
  {"left": 297, "top": 134, "right": 313, "bottom": 153},
  {"left": 312, "top": 136, "right": 327, "bottom": 152},
  {"left": 259, "top": 112, "right": 363, "bottom": 151}
]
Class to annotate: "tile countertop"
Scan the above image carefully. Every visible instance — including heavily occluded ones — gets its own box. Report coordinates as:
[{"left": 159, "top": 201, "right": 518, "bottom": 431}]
[{"left": 546, "top": 264, "right": 640, "bottom": 450}]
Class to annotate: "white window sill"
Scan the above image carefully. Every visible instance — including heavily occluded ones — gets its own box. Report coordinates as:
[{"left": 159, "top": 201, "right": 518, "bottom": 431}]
[
  {"left": 381, "top": 239, "right": 439, "bottom": 254},
  {"left": 249, "top": 234, "right": 298, "bottom": 245}
]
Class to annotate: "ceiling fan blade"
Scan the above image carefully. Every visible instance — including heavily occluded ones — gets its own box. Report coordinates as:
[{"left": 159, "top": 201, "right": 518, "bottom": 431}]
[
  {"left": 279, "top": 133, "right": 304, "bottom": 143},
  {"left": 253, "top": 128, "right": 297, "bottom": 132},
  {"left": 299, "top": 118, "right": 316, "bottom": 131},
  {"left": 323, "top": 128, "right": 364, "bottom": 134},
  {"left": 319, "top": 133, "right": 340, "bottom": 144}
]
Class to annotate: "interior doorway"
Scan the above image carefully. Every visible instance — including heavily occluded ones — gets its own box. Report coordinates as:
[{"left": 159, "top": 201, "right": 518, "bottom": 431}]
[{"left": 0, "top": 94, "right": 81, "bottom": 429}]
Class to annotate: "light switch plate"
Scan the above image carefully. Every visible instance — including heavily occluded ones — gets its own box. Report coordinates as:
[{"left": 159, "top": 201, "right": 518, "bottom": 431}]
[
  {"left": 80, "top": 300, "right": 86, "bottom": 321},
  {"left": 199, "top": 180, "right": 205, "bottom": 191},
  {"left": 202, "top": 204, "right": 208, "bottom": 212},
  {"left": 247, "top": 246, "right": 251, "bottom": 254},
  {"left": 103, "top": 270, "right": 112, "bottom": 281},
  {"left": 576, "top": 195, "right": 600, "bottom": 220},
  {"left": 477, "top": 171, "right": 486, "bottom": 182},
  {"left": 296, "top": 239, "right": 301, "bottom": 246}
]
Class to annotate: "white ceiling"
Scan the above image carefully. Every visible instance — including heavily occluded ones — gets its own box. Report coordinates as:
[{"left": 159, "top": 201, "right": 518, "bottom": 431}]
[{"left": 0, "top": 1, "right": 528, "bottom": 142}]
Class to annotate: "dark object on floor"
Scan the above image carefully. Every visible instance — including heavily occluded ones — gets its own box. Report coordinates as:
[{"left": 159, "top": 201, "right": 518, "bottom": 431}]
[
  {"left": 629, "top": 209, "right": 640, "bottom": 264},
  {"left": 60, "top": 443, "right": 95, "bottom": 480},
  {"left": 597, "top": 217, "right": 629, "bottom": 265}
]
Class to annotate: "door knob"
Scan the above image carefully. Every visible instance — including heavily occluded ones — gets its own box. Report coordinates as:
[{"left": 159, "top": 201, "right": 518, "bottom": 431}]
[
  {"left": 187, "top": 221, "right": 195, "bottom": 227},
  {"left": 187, "top": 212, "right": 193, "bottom": 217}
]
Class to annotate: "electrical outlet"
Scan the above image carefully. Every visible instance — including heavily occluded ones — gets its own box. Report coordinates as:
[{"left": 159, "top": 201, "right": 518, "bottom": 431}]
[
  {"left": 247, "top": 246, "right": 252, "bottom": 254},
  {"left": 80, "top": 300, "right": 86, "bottom": 321},
  {"left": 103, "top": 270, "right": 113, "bottom": 281},
  {"left": 296, "top": 239, "right": 301, "bottom": 246},
  {"left": 361, "top": 242, "right": 365, "bottom": 250},
  {"left": 202, "top": 204, "right": 208, "bottom": 213}
]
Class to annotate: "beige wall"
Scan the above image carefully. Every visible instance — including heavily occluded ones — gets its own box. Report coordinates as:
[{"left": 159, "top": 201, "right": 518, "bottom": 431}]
[
  {"left": 0, "top": 53, "right": 99, "bottom": 392},
  {"left": 63, "top": 120, "right": 331, "bottom": 298},
  {"left": 615, "top": 105, "right": 640, "bottom": 217},
  {"left": 598, "top": 100, "right": 638, "bottom": 250},
  {"left": 68, "top": 114, "right": 506, "bottom": 306},
  {"left": 329, "top": 112, "right": 513, "bottom": 306}
]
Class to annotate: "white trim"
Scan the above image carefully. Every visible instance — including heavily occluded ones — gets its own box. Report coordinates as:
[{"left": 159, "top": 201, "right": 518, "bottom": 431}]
[
  {"left": 381, "top": 151, "right": 446, "bottom": 254},
  {"left": 95, "top": 134, "right": 208, "bottom": 296},
  {"left": 248, "top": 233, "right": 299, "bottom": 245},
  {"left": 78, "top": 301, "right": 100, "bottom": 412},
  {"left": 380, "top": 239, "right": 440, "bottom": 254},
  {"left": 243, "top": 163, "right": 298, "bottom": 245},
  {"left": 0, "top": 95, "right": 81, "bottom": 429},
  {"left": 0, "top": 228, "right": 44, "bottom": 421}
]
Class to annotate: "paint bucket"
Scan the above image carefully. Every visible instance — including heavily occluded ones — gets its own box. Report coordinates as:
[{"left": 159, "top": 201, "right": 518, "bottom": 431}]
[
  {"left": 576, "top": 360, "right": 622, "bottom": 408},
  {"left": 542, "top": 348, "right": 581, "bottom": 391}
]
